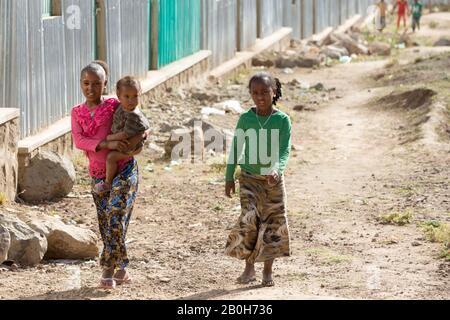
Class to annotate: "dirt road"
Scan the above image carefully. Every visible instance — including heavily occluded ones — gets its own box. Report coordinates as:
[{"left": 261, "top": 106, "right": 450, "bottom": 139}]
[{"left": 0, "top": 13, "right": 449, "bottom": 300}]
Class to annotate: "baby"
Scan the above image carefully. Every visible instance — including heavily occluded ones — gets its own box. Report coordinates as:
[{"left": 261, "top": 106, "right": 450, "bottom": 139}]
[{"left": 93, "top": 76, "right": 150, "bottom": 194}]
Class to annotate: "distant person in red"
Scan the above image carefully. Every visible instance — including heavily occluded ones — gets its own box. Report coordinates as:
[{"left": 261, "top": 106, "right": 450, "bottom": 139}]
[{"left": 393, "top": 0, "right": 410, "bottom": 31}]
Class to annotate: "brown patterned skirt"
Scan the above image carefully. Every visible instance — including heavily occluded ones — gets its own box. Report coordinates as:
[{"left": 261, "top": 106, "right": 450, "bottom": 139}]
[{"left": 225, "top": 171, "right": 291, "bottom": 263}]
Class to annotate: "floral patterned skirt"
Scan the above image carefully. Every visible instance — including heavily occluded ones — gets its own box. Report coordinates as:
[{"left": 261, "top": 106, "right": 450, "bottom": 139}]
[{"left": 91, "top": 159, "right": 138, "bottom": 269}]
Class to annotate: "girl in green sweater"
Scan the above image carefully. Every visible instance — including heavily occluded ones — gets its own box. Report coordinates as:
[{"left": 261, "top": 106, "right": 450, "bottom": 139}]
[{"left": 225, "top": 72, "right": 292, "bottom": 287}]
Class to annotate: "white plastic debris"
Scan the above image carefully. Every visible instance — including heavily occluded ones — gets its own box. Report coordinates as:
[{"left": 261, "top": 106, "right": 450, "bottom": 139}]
[
  {"left": 300, "top": 81, "right": 311, "bottom": 90},
  {"left": 339, "top": 55, "right": 352, "bottom": 64},
  {"left": 214, "top": 100, "right": 244, "bottom": 114},
  {"left": 201, "top": 107, "right": 226, "bottom": 116}
]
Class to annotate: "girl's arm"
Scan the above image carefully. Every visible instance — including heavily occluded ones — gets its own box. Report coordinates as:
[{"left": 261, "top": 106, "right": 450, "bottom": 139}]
[
  {"left": 277, "top": 117, "right": 292, "bottom": 175},
  {"left": 269, "top": 116, "right": 292, "bottom": 176},
  {"left": 107, "top": 132, "right": 129, "bottom": 141},
  {"left": 225, "top": 117, "right": 245, "bottom": 182},
  {"left": 71, "top": 110, "right": 129, "bottom": 152},
  {"left": 124, "top": 129, "right": 150, "bottom": 154}
]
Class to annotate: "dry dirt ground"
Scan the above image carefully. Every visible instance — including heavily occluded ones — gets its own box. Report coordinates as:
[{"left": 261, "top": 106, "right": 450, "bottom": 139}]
[{"left": 0, "top": 13, "right": 449, "bottom": 300}]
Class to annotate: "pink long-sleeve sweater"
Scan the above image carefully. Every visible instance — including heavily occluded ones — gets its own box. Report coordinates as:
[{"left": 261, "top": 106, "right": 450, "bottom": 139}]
[{"left": 71, "top": 98, "right": 131, "bottom": 179}]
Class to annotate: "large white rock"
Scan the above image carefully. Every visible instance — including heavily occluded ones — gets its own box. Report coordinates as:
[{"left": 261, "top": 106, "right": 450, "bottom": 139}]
[
  {"left": 18, "top": 151, "right": 76, "bottom": 203},
  {"left": 0, "top": 225, "right": 10, "bottom": 264},
  {"left": 23, "top": 214, "right": 99, "bottom": 260},
  {"left": 0, "top": 212, "right": 47, "bottom": 266}
]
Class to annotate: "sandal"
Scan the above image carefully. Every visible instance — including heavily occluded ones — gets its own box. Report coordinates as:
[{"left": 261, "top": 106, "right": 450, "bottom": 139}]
[
  {"left": 99, "top": 278, "right": 116, "bottom": 290},
  {"left": 236, "top": 275, "right": 257, "bottom": 284},
  {"left": 261, "top": 279, "right": 275, "bottom": 287},
  {"left": 113, "top": 271, "right": 132, "bottom": 285}
]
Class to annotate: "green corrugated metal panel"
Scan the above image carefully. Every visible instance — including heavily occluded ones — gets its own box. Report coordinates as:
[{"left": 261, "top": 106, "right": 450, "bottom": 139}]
[
  {"left": 43, "top": 0, "right": 51, "bottom": 16},
  {"left": 158, "top": 0, "right": 201, "bottom": 68}
]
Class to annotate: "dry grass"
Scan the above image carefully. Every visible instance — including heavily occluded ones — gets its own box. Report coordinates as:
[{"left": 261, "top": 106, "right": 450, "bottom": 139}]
[
  {"left": 420, "top": 220, "right": 450, "bottom": 261},
  {"left": 378, "top": 209, "right": 414, "bottom": 226}
]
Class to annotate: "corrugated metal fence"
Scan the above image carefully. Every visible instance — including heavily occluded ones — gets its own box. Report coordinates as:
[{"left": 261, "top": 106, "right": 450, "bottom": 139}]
[
  {"left": 99, "top": 0, "right": 149, "bottom": 93},
  {"left": 303, "top": 0, "right": 315, "bottom": 38},
  {"left": 258, "top": 0, "right": 283, "bottom": 38},
  {"left": 201, "top": 0, "right": 237, "bottom": 67},
  {"left": 7, "top": 0, "right": 439, "bottom": 137},
  {"left": 282, "top": 0, "right": 302, "bottom": 40},
  {"left": 158, "top": 0, "right": 201, "bottom": 68},
  {"left": 237, "top": 0, "right": 257, "bottom": 51}
]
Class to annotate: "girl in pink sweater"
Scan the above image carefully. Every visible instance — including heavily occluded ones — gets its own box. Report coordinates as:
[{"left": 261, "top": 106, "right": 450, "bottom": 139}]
[{"left": 71, "top": 61, "right": 147, "bottom": 289}]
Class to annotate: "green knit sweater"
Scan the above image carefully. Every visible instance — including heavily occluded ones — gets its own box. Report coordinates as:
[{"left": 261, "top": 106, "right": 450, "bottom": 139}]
[{"left": 225, "top": 109, "right": 292, "bottom": 182}]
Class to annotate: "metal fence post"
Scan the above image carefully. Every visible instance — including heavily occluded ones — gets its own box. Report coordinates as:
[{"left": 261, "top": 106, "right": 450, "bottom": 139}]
[{"left": 150, "top": 0, "right": 158, "bottom": 70}]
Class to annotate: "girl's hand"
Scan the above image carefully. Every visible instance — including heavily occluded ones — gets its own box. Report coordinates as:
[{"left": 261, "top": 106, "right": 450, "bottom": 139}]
[
  {"left": 129, "top": 147, "right": 143, "bottom": 156},
  {"left": 225, "top": 181, "right": 236, "bottom": 198},
  {"left": 267, "top": 170, "right": 280, "bottom": 187},
  {"left": 107, "top": 140, "right": 129, "bottom": 153}
]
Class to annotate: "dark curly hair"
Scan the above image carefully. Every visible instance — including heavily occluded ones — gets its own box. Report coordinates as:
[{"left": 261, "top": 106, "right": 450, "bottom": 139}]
[
  {"left": 116, "top": 76, "right": 142, "bottom": 93},
  {"left": 248, "top": 72, "right": 283, "bottom": 106}
]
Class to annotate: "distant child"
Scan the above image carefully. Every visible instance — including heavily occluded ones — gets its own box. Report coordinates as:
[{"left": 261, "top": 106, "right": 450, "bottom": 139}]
[
  {"left": 411, "top": 0, "right": 423, "bottom": 32},
  {"left": 377, "top": 0, "right": 387, "bottom": 32},
  {"left": 393, "top": 0, "right": 410, "bottom": 31},
  {"left": 224, "top": 72, "right": 292, "bottom": 287},
  {"left": 93, "top": 76, "right": 150, "bottom": 194}
]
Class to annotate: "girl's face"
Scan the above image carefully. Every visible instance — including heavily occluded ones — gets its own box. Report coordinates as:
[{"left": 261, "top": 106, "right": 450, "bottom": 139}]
[
  {"left": 81, "top": 71, "right": 106, "bottom": 106},
  {"left": 117, "top": 86, "right": 140, "bottom": 112},
  {"left": 250, "top": 80, "right": 275, "bottom": 112}
]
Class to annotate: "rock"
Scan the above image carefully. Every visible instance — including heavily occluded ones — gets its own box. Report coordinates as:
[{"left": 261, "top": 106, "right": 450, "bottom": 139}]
[
  {"left": 294, "top": 105, "right": 306, "bottom": 111},
  {"left": 434, "top": 38, "right": 450, "bottom": 46},
  {"left": 213, "top": 100, "right": 244, "bottom": 114},
  {"left": 334, "top": 33, "right": 369, "bottom": 55},
  {"left": 165, "top": 128, "right": 192, "bottom": 160},
  {"left": 191, "top": 126, "right": 205, "bottom": 162},
  {"left": 23, "top": 214, "right": 98, "bottom": 260},
  {"left": 0, "top": 212, "right": 47, "bottom": 266},
  {"left": 165, "top": 127, "right": 205, "bottom": 161},
  {"left": 290, "top": 38, "right": 302, "bottom": 49},
  {"left": 18, "top": 151, "right": 76, "bottom": 203},
  {"left": 190, "top": 89, "right": 220, "bottom": 102},
  {"left": 147, "top": 143, "right": 166, "bottom": 159},
  {"left": 294, "top": 55, "right": 321, "bottom": 68},
  {"left": 159, "top": 122, "right": 182, "bottom": 133},
  {"left": 275, "top": 56, "right": 297, "bottom": 69},
  {"left": 291, "top": 144, "right": 303, "bottom": 151},
  {"left": 0, "top": 225, "right": 10, "bottom": 264},
  {"left": 312, "top": 83, "right": 326, "bottom": 91},
  {"left": 282, "top": 68, "right": 294, "bottom": 74},
  {"left": 369, "top": 42, "right": 391, "bottom": 56},
  {"left": 184, "top": 118, "right": 231, "bottom": 154},
  {"left": 251, "top": 56, "right": 275, "bottom": 68},
  {"left": 321, "top": 45, "right": 349, "bottom": 59},
  {"left": 398, "top": 34, "right": 413, "bottom": 47}
]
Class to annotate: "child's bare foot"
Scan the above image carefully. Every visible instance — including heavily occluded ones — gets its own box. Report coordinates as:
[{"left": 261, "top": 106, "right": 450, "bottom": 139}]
[
  {"left": 262, "top": 271, "right": 275, "bottom": 287},
  {"left": 113, "top": 269, "right": 132, "bottom": 285},
  {"left": 262, "top": 259, "right": 275, "bottom": 287},
  {"left": 99, "top": 267, "right": 116, "bottom": 289},
  {"left": 236, "top": 262, "right": 256, "bottom": 284},
  {"left": 93, "top": 181, "right": 112, "bottom": 194}
]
